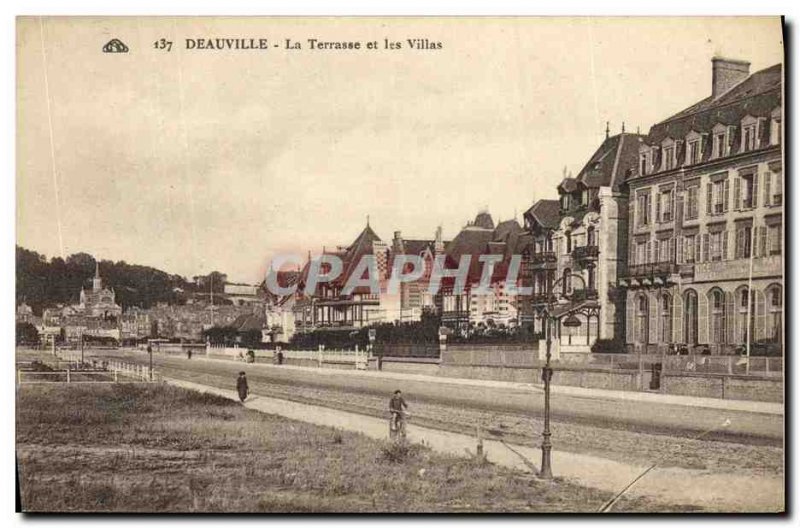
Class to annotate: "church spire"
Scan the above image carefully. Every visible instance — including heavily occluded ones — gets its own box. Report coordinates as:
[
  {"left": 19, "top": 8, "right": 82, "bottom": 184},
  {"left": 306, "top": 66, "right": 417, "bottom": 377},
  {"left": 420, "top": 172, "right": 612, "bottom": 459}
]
[{"left": 92, "top": 260, "right": 102, "bottom": 291}]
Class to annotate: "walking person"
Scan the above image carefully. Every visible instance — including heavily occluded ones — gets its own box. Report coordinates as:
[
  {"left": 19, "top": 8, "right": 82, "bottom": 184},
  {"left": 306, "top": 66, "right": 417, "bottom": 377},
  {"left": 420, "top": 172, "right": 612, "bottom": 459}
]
[{"left": 236, "top": 371, "right": 249, "bottom": 402}]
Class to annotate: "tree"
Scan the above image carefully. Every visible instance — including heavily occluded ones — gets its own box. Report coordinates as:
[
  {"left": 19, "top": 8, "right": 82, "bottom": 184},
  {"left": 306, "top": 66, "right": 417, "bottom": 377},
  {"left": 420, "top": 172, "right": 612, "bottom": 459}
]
[{"left": 16, "top": 322, "right": 40, "bottom": 346}]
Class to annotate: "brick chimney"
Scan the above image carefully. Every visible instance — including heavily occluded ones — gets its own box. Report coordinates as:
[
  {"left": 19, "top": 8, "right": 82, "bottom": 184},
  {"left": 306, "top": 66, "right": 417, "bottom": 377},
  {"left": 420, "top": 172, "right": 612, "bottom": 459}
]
[
  {"left": 711, "top": 57, "right": 750, "bottom": 99},
  {"left": 392, "top": 230, "right": 404, "bottom": 253}
]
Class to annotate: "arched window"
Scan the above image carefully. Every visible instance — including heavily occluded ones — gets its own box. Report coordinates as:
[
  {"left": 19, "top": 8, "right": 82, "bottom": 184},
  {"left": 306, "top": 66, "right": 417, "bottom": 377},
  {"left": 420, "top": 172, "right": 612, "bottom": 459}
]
[
  {"left": 684, "top": 289, "right": 698, "bottom": 345},
  {"left": 660, "top": 294, "right": 672, "bottom": 342},
  {"left": 734, "top": 286, "right": 757, "bottom": 344},
  {"left": 636, "top": 294, "right": 649, "bottom": 344},
  {"left": 562, "top": 268, "right": 572, "bottom": 297},
  {"left": 710, "top": 289, "right": 726, "bottom": 344},
  {"left": 565, "top": 231, "right": 572, "bottom": 254},
  {"left": 767, "top": 284, "right": 783, "bottom": 343}
]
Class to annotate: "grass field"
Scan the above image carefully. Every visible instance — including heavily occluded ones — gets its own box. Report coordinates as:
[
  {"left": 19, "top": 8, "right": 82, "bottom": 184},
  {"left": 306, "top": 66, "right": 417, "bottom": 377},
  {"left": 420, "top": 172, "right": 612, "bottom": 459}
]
[{"left": 16, "top": 383, "right": 685, "bottom": 513}]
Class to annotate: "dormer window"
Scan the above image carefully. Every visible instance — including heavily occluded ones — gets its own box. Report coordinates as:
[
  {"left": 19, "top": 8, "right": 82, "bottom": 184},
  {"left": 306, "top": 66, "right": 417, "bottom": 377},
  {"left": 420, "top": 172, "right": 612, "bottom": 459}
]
[
  {"left": 663, "top": 145, "right": 675, "bottom": 170},
  {"left": 581, "top": 189, "right": 589, "bottom": 206},
  {"left": 639, "top": 152, "right": 648, "bottom": 175},
  {"left": 712, "top": 125, "right": 728, "bottom": 159},
  {"left": 687, "top": 139, "right": 700, "bottom": 165},
  {"left": 741, "top": 116, "right": 758, "bottom": 153}
]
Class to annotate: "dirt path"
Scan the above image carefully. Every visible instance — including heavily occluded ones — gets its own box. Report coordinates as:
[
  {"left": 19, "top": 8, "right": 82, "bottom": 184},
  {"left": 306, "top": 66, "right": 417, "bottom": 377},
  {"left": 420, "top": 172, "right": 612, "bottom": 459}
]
[{"left": 166, "top": 377, "right": 783, "bottom": 512}]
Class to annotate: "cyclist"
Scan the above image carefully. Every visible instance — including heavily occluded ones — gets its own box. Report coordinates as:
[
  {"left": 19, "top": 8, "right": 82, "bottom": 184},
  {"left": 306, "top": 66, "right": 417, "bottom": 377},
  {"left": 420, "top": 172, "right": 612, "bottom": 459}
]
[{"left": 389, "top": 389, "right": 408, "bottom": 437}]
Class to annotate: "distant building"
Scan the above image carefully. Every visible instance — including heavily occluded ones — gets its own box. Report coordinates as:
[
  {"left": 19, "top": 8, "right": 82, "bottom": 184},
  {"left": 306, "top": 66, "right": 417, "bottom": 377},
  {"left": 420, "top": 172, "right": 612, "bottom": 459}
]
[
  {"left": 293, "top": 221, "right": 423, "bottom": 333},
  {"left": 223, "top": 282, "right": 263, "bottom": 306},
  {"left": 390, "top": 226, "right": 446, "bottom": 320},
  {"left": 16, "top": 302, "right": 36, "bottom": 324},
  {"left": 437, "top": 212, "right": 532, "bottom": 333},
  {"left": 77, "top": 262, "right": 122, "bottom": 319}
]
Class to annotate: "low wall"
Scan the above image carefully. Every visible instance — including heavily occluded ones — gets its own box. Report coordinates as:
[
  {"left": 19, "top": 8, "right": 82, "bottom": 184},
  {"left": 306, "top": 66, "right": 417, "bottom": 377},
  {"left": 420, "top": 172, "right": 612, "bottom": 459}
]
[
  {"left": 438, "top": 364, "right": 539, "bottom": 383},
  {"left": 441, "top": 344, "right": 536, "bottom": 368},
  {"left": 369, "top": 356, "right": 440, "bottom": 376},
  {"left": 662, "top": 373, "right": 783, "bottom": 403},
  {"left": 377, "top": 343, "right": 440, "bottom": 358}
]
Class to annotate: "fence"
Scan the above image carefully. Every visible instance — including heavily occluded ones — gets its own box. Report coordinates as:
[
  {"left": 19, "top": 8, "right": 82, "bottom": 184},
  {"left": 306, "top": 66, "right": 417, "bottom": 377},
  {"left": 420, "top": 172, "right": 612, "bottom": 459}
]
[
  {"left": 35, "top": 350, "right": 162, "bottom": 383},
  {"left": 206, "top": 345, "right": 370, "bottom": 370},
  {"left": 576, "top": 353, "right": 782, "bottom": 377}
]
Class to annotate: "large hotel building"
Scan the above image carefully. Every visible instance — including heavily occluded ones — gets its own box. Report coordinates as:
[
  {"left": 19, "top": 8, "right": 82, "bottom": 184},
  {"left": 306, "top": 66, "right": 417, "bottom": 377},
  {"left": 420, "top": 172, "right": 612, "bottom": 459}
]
[{"left": 619, "top": 58, "right": 783, "bottom": 354}]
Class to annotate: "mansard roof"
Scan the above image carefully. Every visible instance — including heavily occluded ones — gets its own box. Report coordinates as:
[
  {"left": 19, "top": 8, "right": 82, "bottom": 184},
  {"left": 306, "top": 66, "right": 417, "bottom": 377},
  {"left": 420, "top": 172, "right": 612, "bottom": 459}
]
[
  {"left": 575, "top": 132, "right": 646, "bottom": 190},
  {"left": 646, "top": 63, "right": 781, "bottom": 145},
  {"left": 524, "top": 199, "right": 560, "bottom": 230}
]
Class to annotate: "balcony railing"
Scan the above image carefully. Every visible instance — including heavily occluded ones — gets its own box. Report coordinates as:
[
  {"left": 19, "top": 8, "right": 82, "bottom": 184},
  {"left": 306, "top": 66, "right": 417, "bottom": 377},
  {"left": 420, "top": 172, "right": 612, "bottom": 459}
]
[
  {"left": 572, "top": 245, "right": 599, "bottom": 261},
  {"left": 531, "top": 251, "right": 557, "bottom": 265},
  {"left": 627, "top": 262, "right": 679, "bottom": 279}
]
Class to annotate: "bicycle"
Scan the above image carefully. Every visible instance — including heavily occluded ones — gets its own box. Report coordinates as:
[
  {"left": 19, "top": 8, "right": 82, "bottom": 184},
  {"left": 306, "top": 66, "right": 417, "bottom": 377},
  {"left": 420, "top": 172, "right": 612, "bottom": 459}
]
[{"left": 389, "top": 410, "right": 409, "bottom": 440}]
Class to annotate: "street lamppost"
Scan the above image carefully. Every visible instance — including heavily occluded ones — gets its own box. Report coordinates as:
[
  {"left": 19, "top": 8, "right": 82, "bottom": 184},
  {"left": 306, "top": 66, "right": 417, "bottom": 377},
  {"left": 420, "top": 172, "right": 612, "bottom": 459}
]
[{"left": 539, "top": 272, "right": 586, "bottom": 479}]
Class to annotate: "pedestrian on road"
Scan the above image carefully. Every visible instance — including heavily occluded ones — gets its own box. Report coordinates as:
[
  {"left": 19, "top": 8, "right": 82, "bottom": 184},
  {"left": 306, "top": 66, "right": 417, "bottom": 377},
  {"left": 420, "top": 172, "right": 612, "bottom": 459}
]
[{"left": 237, "top": 371, "right": 249, "bottom": 402}]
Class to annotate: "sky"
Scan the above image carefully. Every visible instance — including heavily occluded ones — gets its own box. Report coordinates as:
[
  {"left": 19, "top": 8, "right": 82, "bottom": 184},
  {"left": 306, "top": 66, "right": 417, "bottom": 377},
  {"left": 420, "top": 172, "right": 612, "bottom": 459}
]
[{"left": 16, "top": 17, "right": 784, "bottom": 283}]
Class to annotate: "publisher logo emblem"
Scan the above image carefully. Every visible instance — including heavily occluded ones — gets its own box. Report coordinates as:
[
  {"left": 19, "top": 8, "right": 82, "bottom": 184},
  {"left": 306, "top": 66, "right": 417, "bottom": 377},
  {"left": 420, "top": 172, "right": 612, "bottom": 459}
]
[{"left": 102, "top": 39, "right": 129, "bottom": 53}]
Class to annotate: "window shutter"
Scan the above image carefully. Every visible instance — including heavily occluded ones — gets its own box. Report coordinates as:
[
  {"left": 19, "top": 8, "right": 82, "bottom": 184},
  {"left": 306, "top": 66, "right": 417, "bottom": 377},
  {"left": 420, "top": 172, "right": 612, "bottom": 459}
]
[
  {"left": 764, "top": 173, "right": 771, "bottom": 207},
  {"left": 653, "top": 147, "right": 662, "bottom": 171},
  {"left": 760, "top": 226, "right": 768, "bottom": 257},
  {"left": 676, "top": 140, "right": 685, "bottom": 167},
  {"left": 752, "top": 173, "right": 759, "bottom": 208},
  {"left": 758, "top": 117, "right": 769, "bottom": 148},
  {"left": 735, "top": 229, "right": 745, "bottom": 259},
  {"left": 655, "top": 193, "right": 661, "bottom": 223},
  {"left": 671, "top": 237, "right": 676, "bottom": 263},
  {"left": 626, "top": 295, "right": 635, "bottom": 344},
  {"left": 674, "top": 292, "right": 683, "bottom": 343},
  {"left": 669, "top": 190, "right": 675, "bottom": 221},
  {"left": 677, "top": 236, "right": 683, "bottom": 264},
  {"left": 722, "top": 179, "right": 729, "bottom": 212},
  {"left": 733, "top": 177, "right": 741, "bottom": 210},
  {"left": 728, "top": 125, "right": 739, "bottom": 155},
  {"left": 725, "top": 292, "right": 735, "bottom": 345},
  {"left": 649, "top": 294, "right": 658, "bottom": 345},
  {"left": 701, "top": 133, "right": 711, "bottom": 161},
  {"left": 755, "top": 290, "right": 766, "bottom": 342},
  {"left": 683, "top": 191, "right": 689, "bottom": 219},
  {"left": 694, "top": 236, "right": 701, "bottom": 263},
  {"left": 722, "top": 231, "right": 729, "bottom": 260},
  {"left": 706, "top": 183, "right": 712, "bottom": 215},
  {"left": 698, "top": 293, "right": 709, "bottom": 344}
]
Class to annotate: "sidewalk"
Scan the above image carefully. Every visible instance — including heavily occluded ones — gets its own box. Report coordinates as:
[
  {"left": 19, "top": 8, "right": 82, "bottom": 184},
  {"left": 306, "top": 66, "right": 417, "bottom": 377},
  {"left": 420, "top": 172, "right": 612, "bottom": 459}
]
[
  {"left": 167, "top": 376, "right": 784, "bottom": 512},
  {"left": 193, "top": 354, "right": 783, "bottom": 416}
]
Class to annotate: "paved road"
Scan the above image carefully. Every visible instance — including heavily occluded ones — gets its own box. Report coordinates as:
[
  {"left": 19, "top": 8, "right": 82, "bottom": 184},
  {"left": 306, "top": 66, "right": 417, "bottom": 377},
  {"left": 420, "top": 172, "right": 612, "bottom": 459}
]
[
  {"left": 80, "top": 348, "right": 782, "bottom": 445},
  {"left": 170, "top": 377, "right": 784, "bottom": 512}
]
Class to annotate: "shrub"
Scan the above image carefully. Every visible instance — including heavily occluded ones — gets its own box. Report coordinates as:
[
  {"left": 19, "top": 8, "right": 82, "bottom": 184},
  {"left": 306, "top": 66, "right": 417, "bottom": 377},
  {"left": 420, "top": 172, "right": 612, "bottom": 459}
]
[
  {"left": 377, "top": 440, "right": 423, "bottom": 464},
  {"left": 590, "top": 338, "right": 626, "bottom": 354}
]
